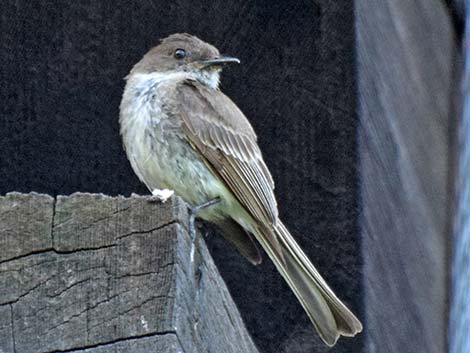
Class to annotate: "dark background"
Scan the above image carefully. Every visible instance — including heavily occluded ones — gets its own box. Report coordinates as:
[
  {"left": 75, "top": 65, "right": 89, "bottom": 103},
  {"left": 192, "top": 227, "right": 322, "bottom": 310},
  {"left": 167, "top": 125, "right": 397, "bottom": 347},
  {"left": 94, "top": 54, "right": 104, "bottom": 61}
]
[{"left": 0, "top": 1, "right": 361, "bottom": 352}]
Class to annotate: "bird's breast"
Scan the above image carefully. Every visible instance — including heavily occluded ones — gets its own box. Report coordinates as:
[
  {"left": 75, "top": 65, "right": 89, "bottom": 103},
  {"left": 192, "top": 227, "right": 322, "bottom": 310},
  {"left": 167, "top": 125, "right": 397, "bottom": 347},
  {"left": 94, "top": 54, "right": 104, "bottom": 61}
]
[{"left": 119, "top": 75, "right": 230, "bottom": 210}]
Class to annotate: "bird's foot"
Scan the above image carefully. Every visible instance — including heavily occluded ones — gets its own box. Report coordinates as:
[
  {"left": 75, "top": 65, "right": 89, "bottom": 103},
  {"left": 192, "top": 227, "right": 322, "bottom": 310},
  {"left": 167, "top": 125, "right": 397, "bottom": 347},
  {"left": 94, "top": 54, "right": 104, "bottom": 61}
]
[
  {"left": 148, "top": 188, "right": 174, "bottom": 203},
  {"left": 188, "top": 197, "right": 221, "bottom": 241}
]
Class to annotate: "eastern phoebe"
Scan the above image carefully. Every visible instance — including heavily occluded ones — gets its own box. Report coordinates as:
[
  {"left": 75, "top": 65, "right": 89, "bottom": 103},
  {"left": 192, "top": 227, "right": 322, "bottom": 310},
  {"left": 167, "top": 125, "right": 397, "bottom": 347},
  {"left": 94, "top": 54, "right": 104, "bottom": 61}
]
[{"left": 120, "top": 33, "right": 362, "bottom": 346}]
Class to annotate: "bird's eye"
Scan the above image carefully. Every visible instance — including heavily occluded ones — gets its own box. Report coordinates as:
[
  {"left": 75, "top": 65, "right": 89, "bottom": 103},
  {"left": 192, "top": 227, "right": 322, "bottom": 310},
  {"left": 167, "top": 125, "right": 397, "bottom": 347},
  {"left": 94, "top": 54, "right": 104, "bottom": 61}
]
[{"left": 174, "top": 48, "right": 186, "bottom": 59}]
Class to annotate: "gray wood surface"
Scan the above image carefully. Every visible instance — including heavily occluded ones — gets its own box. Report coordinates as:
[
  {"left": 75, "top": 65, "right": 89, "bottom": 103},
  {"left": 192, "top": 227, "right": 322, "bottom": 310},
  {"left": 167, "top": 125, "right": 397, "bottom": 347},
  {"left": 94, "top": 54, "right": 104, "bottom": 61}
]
[
  {"left": 450, "top": 3, "right": 470, "bottom": 353},
  {"left": 356, "top": 0, "right": 456, "bottom": 352},
  {"left": 0, "top": 192, "right": 54, "bottom": 263},
  {"left": 0, "top": 192, "right": 259, "bottom": 353}
]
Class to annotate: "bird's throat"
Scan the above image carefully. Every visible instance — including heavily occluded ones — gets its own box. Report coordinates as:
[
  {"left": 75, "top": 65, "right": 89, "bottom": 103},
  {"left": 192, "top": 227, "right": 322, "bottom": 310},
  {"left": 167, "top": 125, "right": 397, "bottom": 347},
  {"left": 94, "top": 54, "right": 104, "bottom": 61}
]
[{"left": 128, "top": 68, "right": 220, "bottom": 91}]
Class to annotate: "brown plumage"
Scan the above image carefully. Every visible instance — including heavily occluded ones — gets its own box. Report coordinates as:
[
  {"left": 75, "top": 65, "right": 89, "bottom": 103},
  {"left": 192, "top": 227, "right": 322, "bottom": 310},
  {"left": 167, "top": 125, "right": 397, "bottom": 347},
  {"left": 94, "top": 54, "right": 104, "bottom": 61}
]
[{"left": 119, "top": 33, "right": 362, "bottom": 346}]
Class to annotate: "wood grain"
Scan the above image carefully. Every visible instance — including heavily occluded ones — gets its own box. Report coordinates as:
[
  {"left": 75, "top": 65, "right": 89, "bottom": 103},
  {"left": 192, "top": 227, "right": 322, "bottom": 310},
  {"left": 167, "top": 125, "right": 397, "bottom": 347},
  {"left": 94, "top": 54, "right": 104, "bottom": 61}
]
[
  {"left": 0, "top": 193, "right": 259, "bottom": 353},
  {"left": 0, "top": 192, "right": 54, "bottom": 263},
  {"left": 450, "top": 3, "right": 470, "bottom": 353},
  {"left": 356, "top": 0, "right": 456, "bottom": 352}
]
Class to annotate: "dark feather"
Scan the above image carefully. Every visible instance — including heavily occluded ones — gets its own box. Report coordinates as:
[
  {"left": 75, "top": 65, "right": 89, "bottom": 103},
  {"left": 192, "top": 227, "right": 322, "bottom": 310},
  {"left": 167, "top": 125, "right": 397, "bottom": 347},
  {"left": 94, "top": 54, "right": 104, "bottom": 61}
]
[{"left": 212, "top": 218, "right": 262, "bottom": 265}]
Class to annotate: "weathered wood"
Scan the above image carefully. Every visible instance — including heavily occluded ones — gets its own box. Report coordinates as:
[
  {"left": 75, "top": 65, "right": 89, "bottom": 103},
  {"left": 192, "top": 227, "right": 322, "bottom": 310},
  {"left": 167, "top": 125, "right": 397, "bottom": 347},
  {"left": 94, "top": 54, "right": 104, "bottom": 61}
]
[
  {"left": 0, "top": 192, "right": 54, "bottom": 263},
  {"left": 356, "top": 0, "right": 456, "bottom": 352},
  {"left": 75, "top": 334, "right": 181, "bottom": 353},
  {"left": 450, "top": 4, "right": 470, "bottom": 353},
  {"left": 0, "top": 193, "right": 259, "bottom": 353}
]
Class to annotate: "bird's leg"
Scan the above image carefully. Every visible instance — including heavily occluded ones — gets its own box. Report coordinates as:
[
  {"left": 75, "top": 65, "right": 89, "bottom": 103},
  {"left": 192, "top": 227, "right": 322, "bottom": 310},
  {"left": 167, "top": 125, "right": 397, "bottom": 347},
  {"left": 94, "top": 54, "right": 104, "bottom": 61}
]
[
  {"left": 148, "top": 188, "right": 174, "bottom": 203},
  {"left": 188, "top": 197, "right": 221, "bottom": 241}
]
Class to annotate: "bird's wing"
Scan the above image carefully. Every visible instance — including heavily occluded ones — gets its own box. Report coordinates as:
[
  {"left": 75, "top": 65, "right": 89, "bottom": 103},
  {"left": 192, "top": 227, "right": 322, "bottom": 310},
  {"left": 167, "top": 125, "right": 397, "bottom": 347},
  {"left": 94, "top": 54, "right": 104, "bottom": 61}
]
[{"left": 176, "top": 80, "right": 278, "bottom": 227}]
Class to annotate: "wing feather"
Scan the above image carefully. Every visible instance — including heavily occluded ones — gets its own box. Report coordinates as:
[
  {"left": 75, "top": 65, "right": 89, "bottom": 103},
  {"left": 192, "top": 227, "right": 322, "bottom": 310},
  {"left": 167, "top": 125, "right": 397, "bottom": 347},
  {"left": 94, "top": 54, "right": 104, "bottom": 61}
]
[{"left": 176, "top": 81, "right": 278, "bottom": 226}]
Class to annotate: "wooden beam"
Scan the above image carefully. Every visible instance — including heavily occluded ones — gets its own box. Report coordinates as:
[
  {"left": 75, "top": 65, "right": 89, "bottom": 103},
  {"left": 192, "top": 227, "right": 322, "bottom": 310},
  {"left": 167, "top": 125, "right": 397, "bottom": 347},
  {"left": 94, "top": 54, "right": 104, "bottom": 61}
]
[
  {"left": 450, "top": 3, "right": 470, "bottom": 352},
  {"left": 0, "top": 192, "right": 259, "bottom": 353},
  {"left": 356, "top": 0, "right": 456, "bottom": 352}
]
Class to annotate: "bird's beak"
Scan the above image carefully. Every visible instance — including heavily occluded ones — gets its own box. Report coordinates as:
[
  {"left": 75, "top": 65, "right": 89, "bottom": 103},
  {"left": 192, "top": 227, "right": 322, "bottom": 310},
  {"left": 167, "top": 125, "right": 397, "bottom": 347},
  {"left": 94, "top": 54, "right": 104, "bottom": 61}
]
[{"left": 197, "top": 56, "right": 240, "bottom": 68}]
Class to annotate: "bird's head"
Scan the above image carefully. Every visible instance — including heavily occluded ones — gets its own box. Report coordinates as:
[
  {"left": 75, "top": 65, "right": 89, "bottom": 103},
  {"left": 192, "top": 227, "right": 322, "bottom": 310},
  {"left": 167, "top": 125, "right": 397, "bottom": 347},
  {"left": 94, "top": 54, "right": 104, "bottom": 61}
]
[{"left": 129, "top": 33, "right": 240, "bottom": 89}]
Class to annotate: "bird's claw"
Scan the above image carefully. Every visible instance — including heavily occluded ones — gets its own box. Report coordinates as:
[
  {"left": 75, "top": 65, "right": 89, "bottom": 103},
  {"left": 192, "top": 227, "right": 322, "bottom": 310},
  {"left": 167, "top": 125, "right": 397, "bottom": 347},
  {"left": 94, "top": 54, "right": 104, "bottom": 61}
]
[{"left": 187, "top": 197, "right": 221, "bottom": 241}]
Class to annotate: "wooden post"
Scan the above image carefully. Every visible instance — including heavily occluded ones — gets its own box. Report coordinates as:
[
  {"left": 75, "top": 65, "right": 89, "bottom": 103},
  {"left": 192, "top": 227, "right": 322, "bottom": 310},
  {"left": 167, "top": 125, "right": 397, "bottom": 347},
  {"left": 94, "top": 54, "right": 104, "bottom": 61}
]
[
  {"left": 0, "top": 192, "right": 259, "bottom": 353},
  {"left": 450, "top": 3, "right": 470, "bottom": 353},
  {"left": 356, "top": 0, "right": 456, "bottom": 352}
]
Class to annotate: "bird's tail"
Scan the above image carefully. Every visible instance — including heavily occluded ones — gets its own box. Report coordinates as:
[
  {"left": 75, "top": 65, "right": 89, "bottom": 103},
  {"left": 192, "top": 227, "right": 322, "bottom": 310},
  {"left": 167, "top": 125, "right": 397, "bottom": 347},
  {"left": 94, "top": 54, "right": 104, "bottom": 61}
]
[{"left": 256, "top": 220, "right": 362, "bottom": 346}]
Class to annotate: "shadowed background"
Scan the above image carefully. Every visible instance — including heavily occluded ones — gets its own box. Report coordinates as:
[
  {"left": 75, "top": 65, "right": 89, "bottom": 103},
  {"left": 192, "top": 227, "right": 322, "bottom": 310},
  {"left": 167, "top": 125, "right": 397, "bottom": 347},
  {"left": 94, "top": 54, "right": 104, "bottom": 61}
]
[{"left": 1, "top": 1, "right": 359, "bottom": 352}]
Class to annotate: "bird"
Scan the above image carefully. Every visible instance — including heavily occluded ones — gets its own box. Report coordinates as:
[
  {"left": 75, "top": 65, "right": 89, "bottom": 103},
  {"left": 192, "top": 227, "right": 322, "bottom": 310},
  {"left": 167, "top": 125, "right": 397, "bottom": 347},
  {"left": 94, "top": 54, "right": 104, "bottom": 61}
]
[{"left": 119, "top": 33, "right": 362, "bottom": 346}]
